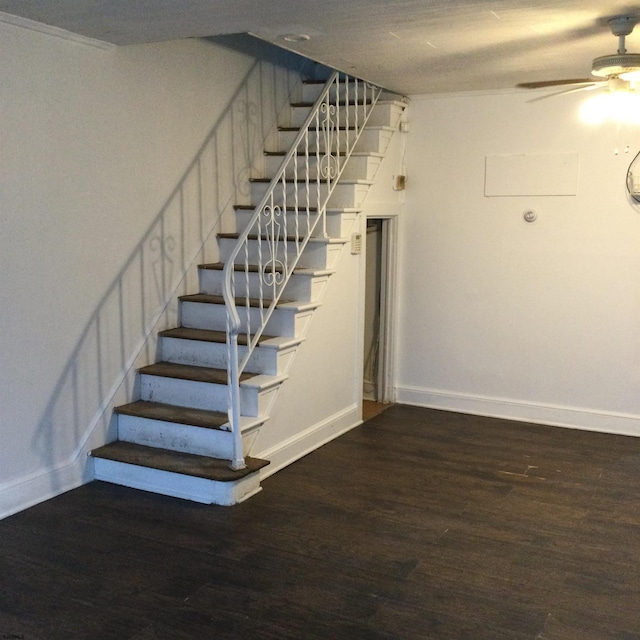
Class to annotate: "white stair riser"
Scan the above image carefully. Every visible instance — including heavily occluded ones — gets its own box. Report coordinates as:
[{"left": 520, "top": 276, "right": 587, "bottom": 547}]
[
  {"left": 140, "top": 374, "right": 280, "bottom": 417},
  {"left": 93, "top": 458, "right": 262, "bottom": 505},
  {"left": 288, "top": 102, "right": 404, "bottom": 129},
  {"left": 217, "top": 237, "right": 342, "bottom": 270},
  {"left": 181, "top": 301, "right": 313, "bottom": 339},
  {"left": 199, "top": 268, "right": 331, "bottom": 302},
  {"left": 249, "top": 180, "right": 328, "bottom": 204},
  {"left": 278, "top": 127, "right": 393, "bottom": 155},
  {"left": 140, "top": 375, "right": 248, "bottom": 414},
  {"left": 264, "top": 153, "right": 382, "bottom": 181},
  {"left": 118, "top": 414, "right": 234, "bottom": 458},
  {"left": 162, "top": 337, "right": 258, "bottom": 373},
  {"left": 235, "top": 209, "right": 357, "bottom": 238},
  {"left": 181, "top": 301, "right": 287, "bottom": 335},
  {"left": 161, "top": 337, "right": 284, "bottom": 374},
  {"left": 233, "top": 211, "right": 316, "bottom": 240},
  {"left": 250, "top": 181, "right": 369, "bottom": 209},
  {"left": 301, "top": 83, "right": 370, "bottom": 103}
]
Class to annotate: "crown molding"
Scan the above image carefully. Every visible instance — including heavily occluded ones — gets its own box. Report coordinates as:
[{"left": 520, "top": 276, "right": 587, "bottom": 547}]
[{"left": 0, "top": 10, "right": 115, "bottom": 50}]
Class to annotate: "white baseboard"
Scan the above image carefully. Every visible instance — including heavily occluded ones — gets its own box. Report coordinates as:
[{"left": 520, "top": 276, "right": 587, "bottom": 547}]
[
  {"left": 0, "top": 455, "right": 91, "bottom": 521},
  {"left": 257, "top": 403, "right": 362, "bottom": 478},
  {"left": 396, "top": 385, "right": 640, "bottom": 437}
]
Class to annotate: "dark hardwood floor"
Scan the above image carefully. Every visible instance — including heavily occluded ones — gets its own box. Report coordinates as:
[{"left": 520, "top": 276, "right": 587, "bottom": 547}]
[{"left": 2, "top": 405, "right": 640, "bottom": 640}]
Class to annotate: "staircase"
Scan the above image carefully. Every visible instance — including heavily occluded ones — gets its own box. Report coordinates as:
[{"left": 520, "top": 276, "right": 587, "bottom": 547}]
[{"left": 90, "top": 70, "right": 407, "bottom": 505}]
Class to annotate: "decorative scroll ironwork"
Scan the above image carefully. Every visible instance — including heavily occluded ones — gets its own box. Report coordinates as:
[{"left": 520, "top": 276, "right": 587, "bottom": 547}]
[
  {"left": 222, "top": 71, "right": 382, "bottom": 470},
  {"left": 262, "top": 205, "right": 286, "bottom": 287},
  {"left": 319, "top": 102, "right": 339, "bottom": 181}
]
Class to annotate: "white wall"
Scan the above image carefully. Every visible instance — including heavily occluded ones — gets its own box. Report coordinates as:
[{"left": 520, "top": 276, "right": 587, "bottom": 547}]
[
  {"left": 0, "top": 23, "right": 304, "bottom": 517},
  {"left": 396, "top": 89, "right": 640, "bottom": 435}
]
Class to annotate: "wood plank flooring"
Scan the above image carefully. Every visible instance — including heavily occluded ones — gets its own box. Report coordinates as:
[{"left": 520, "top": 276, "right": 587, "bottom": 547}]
[{"left": 2, "top": 405, "right": 640, "bottom": 639}]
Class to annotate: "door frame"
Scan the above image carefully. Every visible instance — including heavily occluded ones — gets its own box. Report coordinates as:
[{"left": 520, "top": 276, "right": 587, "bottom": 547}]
[{"left": 361, "top": 214, "right": 398, "bottom": 404}]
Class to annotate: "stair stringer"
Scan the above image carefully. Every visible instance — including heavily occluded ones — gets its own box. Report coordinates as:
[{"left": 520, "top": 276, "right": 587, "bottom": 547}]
[{"left": 232, "top": 213, "right": 362, "bottom": 458}]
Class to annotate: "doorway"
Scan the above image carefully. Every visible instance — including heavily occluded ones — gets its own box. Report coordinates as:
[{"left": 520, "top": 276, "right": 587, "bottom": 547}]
[{"left": 362, "top": 216, "right": 396, "bottom": 412}]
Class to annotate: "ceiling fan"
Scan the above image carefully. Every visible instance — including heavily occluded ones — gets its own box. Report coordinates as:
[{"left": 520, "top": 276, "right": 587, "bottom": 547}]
[{"left": 518, "top": 15, "right": 640, "bottom": 97}]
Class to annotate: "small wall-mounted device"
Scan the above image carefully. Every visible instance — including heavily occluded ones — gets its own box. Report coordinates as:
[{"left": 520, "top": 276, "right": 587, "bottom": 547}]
[
  {"left": 393, "top": 175, "right": 406, "bottom": 191},
  {"left": 351, "top": 232, "right": 362, "bottom": 254},
  {"left": 523, "top": 209, "right": 538, "bottom": 223}
]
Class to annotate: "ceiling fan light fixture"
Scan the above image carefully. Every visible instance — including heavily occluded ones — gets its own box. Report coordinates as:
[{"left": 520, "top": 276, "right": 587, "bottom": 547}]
[
  {"left": 591, "top": 53, "right": 640, "bottom": 78},
  {"left": 619, "top": 69, "right": 640, "bottom": 81},
  {"left": 580, "top": 90, "right": 640, "bottom": 125}
]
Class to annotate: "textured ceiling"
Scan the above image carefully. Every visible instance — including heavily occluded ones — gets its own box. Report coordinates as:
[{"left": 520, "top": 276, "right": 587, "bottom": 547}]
[{"left": 2, "top": 0, "right": 640, "bottom": 95}]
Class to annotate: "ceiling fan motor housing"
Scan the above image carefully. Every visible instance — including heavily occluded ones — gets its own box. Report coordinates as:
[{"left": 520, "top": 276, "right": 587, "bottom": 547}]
[{"left": 592, "top": 53, "right": 640, "bottom": 77}]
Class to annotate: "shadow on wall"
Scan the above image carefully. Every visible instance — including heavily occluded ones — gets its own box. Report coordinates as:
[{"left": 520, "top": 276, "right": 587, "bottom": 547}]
[{"left": 25, "top": 55, "right": 305, "bottom": 498}]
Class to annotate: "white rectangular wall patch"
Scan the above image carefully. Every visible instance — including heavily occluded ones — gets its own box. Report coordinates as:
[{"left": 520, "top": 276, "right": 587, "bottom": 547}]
[{"left": 485, "top": 152, "right": 579, "bottom": 197}]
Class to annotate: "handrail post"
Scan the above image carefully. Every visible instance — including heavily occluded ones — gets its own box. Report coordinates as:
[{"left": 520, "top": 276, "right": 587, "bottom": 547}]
[{"left": 227, "top": 332, "right": 245, "bottom": 471}]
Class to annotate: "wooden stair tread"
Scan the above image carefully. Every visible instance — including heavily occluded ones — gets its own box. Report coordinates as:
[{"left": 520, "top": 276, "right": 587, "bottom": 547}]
[
  {"left": 291, "top": 100, "right": 373, "bottom": 107},
  {"left": 250, "top": 177, "right": 330, "bottom": 184},
  {"left": 250, "top": 176, "right": 372, "bottom": 186},
  {"left": 264, "top": 150, "right": 347, "bottom": 156},
  {"left": 179, "top": 292, "right": 293, "bottom": 307},
  {"left": 198, "top": 261, "right": 333, "bottom": 276},
  {"left": 139, "top": 361, "right": 256, "bottom": 384},
  {"left": 217, "top": 232, "right": 329, "bottom": 244},
  {"left": 91, "top": 441, "right": 269, "bottom": 481},
  {"left": 159, "top": 326, "right": 275, "bottom": 345},
  {"left": 291, "top": 98, "right": 405, "bottom": 108},
  {"left": 278, "top": 125, "right": 357, "bottom": 131},
  {"left": 279, "top": 124, "right": 393, "bottom": 131},
  {"left": 235, "top": 204, "right": 360, "bottom": 214},
  {"left": 198, "top": 261, "right": 284, "bottom": 274},
  {"left": 115, "top": 400, "right": 227, "bottom": 430},
  {"left": 234, "top": 204, "right": 319, "bottom": 212}
]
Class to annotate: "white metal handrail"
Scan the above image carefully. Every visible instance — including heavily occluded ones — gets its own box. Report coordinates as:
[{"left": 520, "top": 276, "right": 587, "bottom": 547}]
[{"left": 222, "top": 71, "right": 382, "bottom": 469}]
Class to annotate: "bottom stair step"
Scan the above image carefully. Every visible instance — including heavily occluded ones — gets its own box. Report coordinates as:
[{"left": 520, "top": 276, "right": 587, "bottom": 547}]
[
  {"left": 91, "top": 441, "right": 269, "bottom": 506},
  {"left": 114, "top": 400, "right": 267, "bottom": 458}
]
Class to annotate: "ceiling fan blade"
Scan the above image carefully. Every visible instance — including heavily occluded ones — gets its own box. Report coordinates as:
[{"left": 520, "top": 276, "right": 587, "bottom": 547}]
[
  {"left": 526, "top": 82, "right": 606, "bottom": 102},
  {"left": 517, "top": 78, "right": 597, "bottom": 89}
]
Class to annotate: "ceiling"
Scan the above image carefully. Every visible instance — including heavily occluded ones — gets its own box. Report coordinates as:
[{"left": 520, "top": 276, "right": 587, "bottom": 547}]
[{"left": 2, "top": 0, "right": 640, "bottom": 95}]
